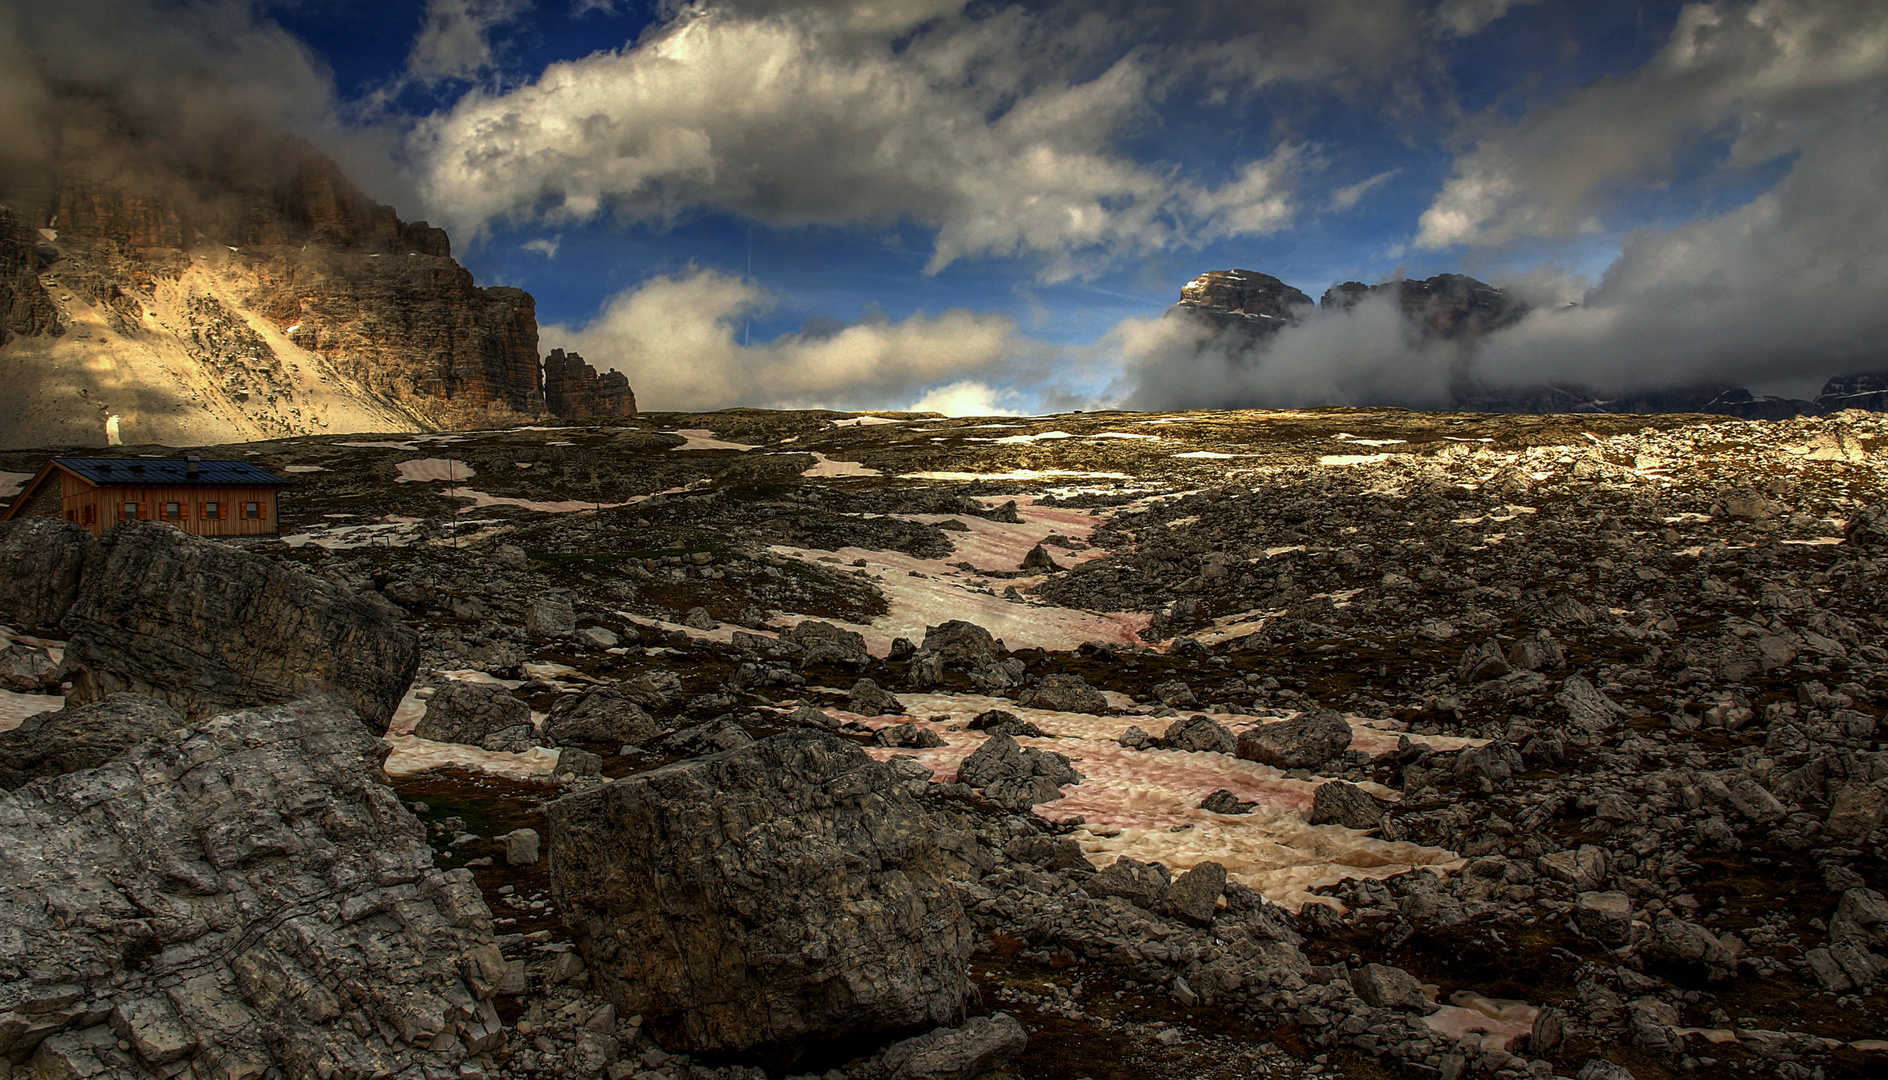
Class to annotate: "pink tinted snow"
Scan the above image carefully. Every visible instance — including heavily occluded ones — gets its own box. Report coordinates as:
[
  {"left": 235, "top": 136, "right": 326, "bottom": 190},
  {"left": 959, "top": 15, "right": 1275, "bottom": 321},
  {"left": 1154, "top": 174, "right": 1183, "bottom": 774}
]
[
  {"left": 837, "top": 693, "right": 1461, "bottom": 910},
  {"left": 670, "top": 429, "right": 757, "bottom": 452},
  {"left": 1423, "top": 993, "right": 1539, "bottom": 1051},
  {"left": 802, "top": 453, "right": 882, "bottom": 477},
  {"left": 450, "top": 486, "right": 684, "bottom": 514},
  {"left": 394, "top": 458, "right": 475, "bottom": 483}
]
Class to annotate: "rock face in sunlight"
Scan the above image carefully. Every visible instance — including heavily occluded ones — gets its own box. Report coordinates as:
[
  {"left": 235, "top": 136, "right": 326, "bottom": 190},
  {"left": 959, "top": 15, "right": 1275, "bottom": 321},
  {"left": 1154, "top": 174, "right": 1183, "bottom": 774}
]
[
  {"left": 1175, "top": 268, "right": 1313, "bottom": 335},
  {"left": 545, "top": 731, "right": 981, "bottom": 1056},
  {"left": 0, "top": 93, "right": 579, "bottom": 448}
]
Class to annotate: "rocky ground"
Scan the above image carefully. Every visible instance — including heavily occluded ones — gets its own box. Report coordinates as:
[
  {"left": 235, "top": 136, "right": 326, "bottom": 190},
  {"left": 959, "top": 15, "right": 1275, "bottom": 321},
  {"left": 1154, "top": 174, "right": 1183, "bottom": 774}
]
[{"left": 1, "top": 404, "right": 1884, "bottom": 1080}]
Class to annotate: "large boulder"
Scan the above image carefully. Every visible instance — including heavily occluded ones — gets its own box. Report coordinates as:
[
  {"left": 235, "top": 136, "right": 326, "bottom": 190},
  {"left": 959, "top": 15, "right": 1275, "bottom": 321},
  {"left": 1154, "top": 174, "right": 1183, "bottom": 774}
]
[
  {"left": 784, "top": 620, "right": 871, "bottom": 667},
  {"left": 55, "top": 521, "right": 419, "bottom": 727},
  {"left": 955, "top": 732, "right": 1079, "bottom": 811},
  {"left": 0, "top": 643, "right": 59, "bottom": 692},
  {"left": 0, "top": 692, "right": 183, "bottom": 789},
  {"left": 544, "top": 731, "right": 985, "bottom": 1056},
  {"left": 0, "top": 699, "right": 506, "bottom": 1079},
  {"left": 0, "top": 518, "right": 94, "bottom": 632},
  {"left": 877, "top": 1014, "right": 1027, "bottom": 1080},
  {"left": 1162, "top": 714, "right": 1235, "bottom": 754},
  {"left": 1022, "top": 673, "right": 1108, "bottom": 713},
  {"left": 1235, "top": 709, "right": 1352, "bottom": 770},
  {"left": 920, "top": 620, "right": 1005, "bottom": 668},
  {"left": 540, "top": 685, "right": 659, "bottom": 748},
  {"left": 1308, "top": 780, "right": 1385, "bottom": 829},
  {"left": 412, "top": 681, "right": 536, "bottom": 752}
]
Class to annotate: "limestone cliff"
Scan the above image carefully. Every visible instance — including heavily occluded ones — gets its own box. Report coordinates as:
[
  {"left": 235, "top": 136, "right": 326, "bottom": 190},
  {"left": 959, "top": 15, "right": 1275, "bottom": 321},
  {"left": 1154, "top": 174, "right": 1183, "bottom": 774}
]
[
  {"left": 543, "top": 348, "right": 638, "bottom": 419},
  {"left": 0, "top": 102, "right": 631, "bottom": 447}
]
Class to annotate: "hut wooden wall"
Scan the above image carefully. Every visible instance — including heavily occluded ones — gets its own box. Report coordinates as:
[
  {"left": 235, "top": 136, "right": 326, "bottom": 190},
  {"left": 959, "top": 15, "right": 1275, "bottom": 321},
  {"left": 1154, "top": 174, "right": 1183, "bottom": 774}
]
[{"left": 59, "top": 474, "right": 280, "bottom": 537}]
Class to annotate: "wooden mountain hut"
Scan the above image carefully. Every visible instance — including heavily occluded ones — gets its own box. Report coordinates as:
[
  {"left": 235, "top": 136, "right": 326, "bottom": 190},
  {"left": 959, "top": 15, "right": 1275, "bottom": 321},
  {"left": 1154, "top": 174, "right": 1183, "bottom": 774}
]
[{"left": 1, "top": 456, "right": 290, "bottom": 537}]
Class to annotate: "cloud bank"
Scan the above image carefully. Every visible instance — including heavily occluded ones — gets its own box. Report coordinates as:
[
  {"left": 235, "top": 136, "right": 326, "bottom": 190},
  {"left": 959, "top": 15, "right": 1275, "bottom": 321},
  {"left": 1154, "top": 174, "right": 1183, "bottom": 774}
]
[{"left": 544, "top": 268, "right": 1053, "bottom": 412}]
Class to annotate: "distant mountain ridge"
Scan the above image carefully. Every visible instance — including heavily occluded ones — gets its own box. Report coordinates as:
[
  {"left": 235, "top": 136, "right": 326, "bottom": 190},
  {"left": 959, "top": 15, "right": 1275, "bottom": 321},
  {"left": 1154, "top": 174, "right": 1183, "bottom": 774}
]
[
  {"left": 0, "top": 95, "right": 632, "bottom": 449},
  {"left": 1170, "top": 268, "right": 1886, "bottom": 418}
]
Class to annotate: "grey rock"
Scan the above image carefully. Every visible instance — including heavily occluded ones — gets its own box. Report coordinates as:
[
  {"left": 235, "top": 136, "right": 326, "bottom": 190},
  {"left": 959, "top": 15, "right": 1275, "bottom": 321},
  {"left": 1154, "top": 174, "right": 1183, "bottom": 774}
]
[
  {"left": 1235, "top": 709, "right": 1352, "bottom": 770},
  {"left": 542, "top": 686, "right": 660, "bottom": 748},
  {"left": 56, "top": 521, "right": 419, "bottom": 727},
  {"left": 0, "top": 518, "right": 93, "bottom": 631},
  {"left": 0, "top": 643, "right": 59, "bottom": 692},
  {"left": 1003, "top": 835, "right": 1089, "bottom": 871},
  {"left": 1308, "top": 780, "right": 1384, "bottom": 830},
  {"left": 966, "top": 709, "right": 1042, "bottom": 738},
  {"left": 1162, "top": 714, "right": 1235, "bottom": 754},
  {"left": 1508, "top": 631, "right": 1565, "bottom": 672},
  {"left": 1456, "top": 638, "right": 1510, "bottom": 683},
  {"left": 1827, "top": 783, "right": 1888, "bottom": 839},
  {"left": 1150, "top": 679, "right": 1198, "bottom": 708},
  {"left": 681, "top": 606, "right": 718, "bottom": 631},
  {"left": 554, "top": 747, "right": 603, "bottom": 780},
  {"left": 784, "top": 620, "right": 870, "bottom": 667},
  {"left": 544, "top": 731, "right": 982, "bottom": 1054},
  {"left": 1156, "top": 861, "right": 1227, "bottom": 926},
  {"left": 499, "top": 828, "right": 540, "bottom": 866},
  {"left": 0, "top": 699, "right": 505, "bottom": 1079},
  {"left": 1576, "top": 1061, "right": 1634, "bottom": 1080},
  {"left": 848, "top": 677, "right": 906, "bottom": 716},
  {"left": 1199, "top": 788, "right": 1252, "bottom": 815},
  {"left": 1831, "top": 887, "right": 1888, "bottom": 948},
  {"left": 528, "top": 590, "right": 577, "bottom": 637},
  {"left": 1557, "top": 674, "right": 1628, "bottom": 734},
  {"left": 496, "top": 543, "right": 530, "bottom": 570},
  {"left": 0, "top": 692, "right": 183, "bottom": 789},
  {"left": 904, "top": 650, "right": 946, "bottom": 689},
  {"left": 414, "top": 681, "right": 533, "bottom": 751},
  {"left": 1726, "top": 777, "right": 1787, "bottom": 824},
  {"left": 1024, "top": 673, "right": 1108, "bottom": 713},
  {"left": 957, "top": 732, "right": 1079, "bottom": 811},
  {"left": 656, "top": 718, "right": 755, "bottom": 757},
  {"left": 1087, "top": 857, "right": 1170, "bottom": 907},
  {"left": 874, "top": 722, "right": 944, "bottom": 749},
  {"left": 880, "top": 1013, "right": 1027, "bottom": 1080},
  {"left": 1644, "top": 913, "right": 1738, "bottom": 976},
  {"left": 578, "top": 625, "right": 620, "bottom": 648},
  {"left": 1117, "top": 725, "right": 1153, "bottom": 750},
  {"left": 921, "top": 620, "right": 1006, "bottom": 668},
  {"left": 1538, "top": 845, "right": 1608, "bottom": 891},
  {"left": 1352, "top": 963, "right": 1429, "bottom": 1011},
  {"left": 1574, "top": 891, "right": 1634, "bottom": 945},
  {"left": 1019, "top": 543, "right": 1062, "bottom": 572}
]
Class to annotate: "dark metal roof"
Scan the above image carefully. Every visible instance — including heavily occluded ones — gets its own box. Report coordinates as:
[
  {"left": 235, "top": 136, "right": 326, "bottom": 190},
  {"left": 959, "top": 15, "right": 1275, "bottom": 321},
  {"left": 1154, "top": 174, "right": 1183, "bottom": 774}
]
[{"left": 53, "top": 457, "right": 290, "bottom": 488}]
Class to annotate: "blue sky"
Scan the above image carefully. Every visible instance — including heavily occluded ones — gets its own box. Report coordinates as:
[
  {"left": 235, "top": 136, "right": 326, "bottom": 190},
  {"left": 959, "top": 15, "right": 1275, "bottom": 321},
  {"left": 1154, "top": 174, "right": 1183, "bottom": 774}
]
[{"left": 12, "top": 0, "right": 1884, "bottom": 412}]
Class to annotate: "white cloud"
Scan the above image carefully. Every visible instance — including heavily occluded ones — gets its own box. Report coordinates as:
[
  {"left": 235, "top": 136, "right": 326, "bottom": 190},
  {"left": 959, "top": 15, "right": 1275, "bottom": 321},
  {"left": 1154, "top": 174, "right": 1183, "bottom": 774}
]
[
  {"left": 543, "top": 268, "right": 1050, "bottom": 410},
  {"left": 1434, "top": 0, "right": 1541, "bottom": 37},
  {"left": 405, "top": 1, "right": 1440, "bottom": 278},
  {"left": 405, "top": 0, "right": 530, "bottom": 86},
  {"left": 1417, "top": 0, "right": 1888, "bottom": 250},
  {"left": 1327, "top": 168, "right": 1400, "bottom": 212},
  {"left": 521, "top": 235, "right": 561, "bottom": 258},
  {"left": 908, "top": 380, "right": 1027, "bottom": 417}
]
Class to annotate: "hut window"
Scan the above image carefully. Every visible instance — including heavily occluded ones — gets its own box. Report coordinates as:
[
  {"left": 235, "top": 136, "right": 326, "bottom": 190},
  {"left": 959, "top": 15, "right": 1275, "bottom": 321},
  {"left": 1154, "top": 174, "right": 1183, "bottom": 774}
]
[
  {"left": 83, "top": 506, "right": 96, "bottom": 525},
  {"left": 120, "top": 502, "right": 139, "bottom": 521},
  {"left": 163, "top": 502, "right": 182, "bottom": 521},
  {"left": 202, "top": 502, "right": 219, "bottom": 520},
  {"left": 66, "top": 510, "right": 76, "bottom": 522},
  {"left": 244, "top": 501, "right": 262, "bottom": 519}
]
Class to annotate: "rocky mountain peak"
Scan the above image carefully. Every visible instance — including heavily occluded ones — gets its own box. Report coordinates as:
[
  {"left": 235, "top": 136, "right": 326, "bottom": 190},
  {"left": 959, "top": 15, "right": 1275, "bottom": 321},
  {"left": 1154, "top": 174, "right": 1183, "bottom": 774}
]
[
  {"left": 1176, "top": 269, "right": 1313, "bottom": 333},
  {"left": 1319, "top": 272, "right": 1528, "bottom": 340},
  {"left": 0, "top": 95, "right": 634, "bottom": 447}
]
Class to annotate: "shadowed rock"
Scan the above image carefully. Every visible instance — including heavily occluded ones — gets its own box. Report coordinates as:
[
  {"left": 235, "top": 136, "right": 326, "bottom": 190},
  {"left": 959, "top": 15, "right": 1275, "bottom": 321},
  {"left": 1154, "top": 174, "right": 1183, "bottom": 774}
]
[
  {"left": 0, "top": 692, "right": 183, "bottom": 789},
  {"left": 956, "top": 732, "right": 1079, "bottom": 810},
  {"left": 55, "top": 522, "right": 419, "bottom": 728},
  {"left": 541, "top": 685, "right": 660, "bottom": 748},
  {"left": 544, "top": 731, "right": 984, "bottom": 1056},
  {"left": 1308, "top": 780, "right": 1385, "bottom": 830},
  {"left": 1235, "top": 709, "right": 1352, "bottom": 770},
  {"left": 0, "top": 518, "right": 94, "bottom": 631},
  {"left": 412, "top": 681, "right": 535, "bottom": 752}
]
